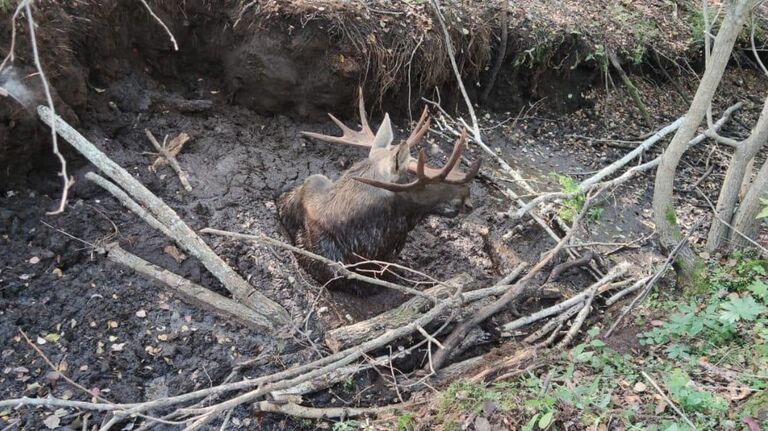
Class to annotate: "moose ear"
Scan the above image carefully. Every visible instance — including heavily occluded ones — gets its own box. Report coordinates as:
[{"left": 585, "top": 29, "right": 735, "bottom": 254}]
[
  {"left": 369, "top": 113, "right": 394, "bottom": 155},
  {"left": 394, "top": 141, "right": 411, "bottom": 171}
]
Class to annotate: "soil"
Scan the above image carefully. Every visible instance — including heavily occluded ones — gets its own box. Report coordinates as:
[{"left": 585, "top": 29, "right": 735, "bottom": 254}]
[{"left": 1, "top": 1, "right": 768, "bottom": 430}]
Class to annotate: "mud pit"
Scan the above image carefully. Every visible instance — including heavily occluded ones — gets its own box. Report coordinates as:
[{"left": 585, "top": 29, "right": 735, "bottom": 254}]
[{"left": 3, "top": 1, "right": 767, "bottom": 430}]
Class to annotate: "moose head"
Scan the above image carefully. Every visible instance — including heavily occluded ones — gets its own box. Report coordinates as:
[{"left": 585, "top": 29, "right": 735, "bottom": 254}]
[{"left": 277, "top": 90, "right": 481, "bottom": 290}]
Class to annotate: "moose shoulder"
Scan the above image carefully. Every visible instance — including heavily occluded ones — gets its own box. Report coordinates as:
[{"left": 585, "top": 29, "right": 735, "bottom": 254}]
[{"left": 277, "top": 93, "right": 481, "bottom": 290}]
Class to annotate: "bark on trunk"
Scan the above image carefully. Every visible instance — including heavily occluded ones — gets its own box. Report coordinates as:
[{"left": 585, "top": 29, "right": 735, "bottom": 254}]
[
  {"left": 729, "top": 156, "right": 768, "bottom": 251},
  {"left": 706, "top": 95, "right": 768, "bottom": 252},
  {"left": 652, "top": 0, "right": 752, "bottom": 279}
]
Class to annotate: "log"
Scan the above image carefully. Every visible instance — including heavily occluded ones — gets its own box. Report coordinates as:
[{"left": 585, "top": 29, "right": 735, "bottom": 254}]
[
  {"left": 324, "top": 273, "right": 472, "bottom": 352},
  {"left": 105, "top": 244, "right": 273, "bottom": 331},
  {"left": 37, "top": 106, "right": 290, "bottom": 331}
]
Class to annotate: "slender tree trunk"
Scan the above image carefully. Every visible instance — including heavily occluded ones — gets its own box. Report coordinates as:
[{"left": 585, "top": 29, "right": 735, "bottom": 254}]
[
  {"left": 652, "top": 0, "right": 752, "bottom": 281},
  {"left": 729, "top": 156, "right": 768, "bottom": 251},
  {"left": 707, "top": 95, "right": 768, "bottom": 252}
]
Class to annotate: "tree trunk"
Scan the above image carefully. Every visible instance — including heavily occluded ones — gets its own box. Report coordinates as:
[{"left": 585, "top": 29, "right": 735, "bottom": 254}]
[
  {"left": 707, "top": 95, "right": 768, "bottom": 252},
  {"left": 652, "top": 0, "right": 752, "bottom": 280},
  {"left": 729, "top": 156, "right": 768, "bottom": 251}
]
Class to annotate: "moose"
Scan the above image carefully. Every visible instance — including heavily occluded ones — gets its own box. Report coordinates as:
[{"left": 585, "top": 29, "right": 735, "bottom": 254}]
[{"left": 276, "top": 92, "right": 481, "bottom": 290}]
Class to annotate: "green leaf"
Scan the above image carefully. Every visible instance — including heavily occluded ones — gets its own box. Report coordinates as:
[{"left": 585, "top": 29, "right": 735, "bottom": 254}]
[
  {"left": 748, "top": 280, "right": 768, "bottom": 302},
  {"left": 538, "top": 410, "right": 554, "bottom": 428},
  {"left": 44, "top": 333, "right": 61, "bottom": 343},
  {"left": 719, "top": 296, "right": 767, "bottom": 324}
]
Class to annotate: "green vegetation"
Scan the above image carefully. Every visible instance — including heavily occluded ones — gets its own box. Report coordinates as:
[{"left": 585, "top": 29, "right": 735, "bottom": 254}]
[
  {"left": 758, "top": 198, "right": 768, "bottom": 220},
  {"left": 409, "top": 256, "right": 768, "bottom": 430},
  {"left": 551, "top": 173, "right": 585, "bottom": 223}
]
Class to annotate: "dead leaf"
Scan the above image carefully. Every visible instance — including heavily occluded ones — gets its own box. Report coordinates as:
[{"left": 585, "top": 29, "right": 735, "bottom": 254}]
[
  {"left": 157, "top": 334, "right": 169, "bottom": 341},
  {"left": 727, "top": 386, "right": 752, "bottom": 401},
  {"left": 135, "top": 310, "right": 147, "bottom": 318},
  {"left": 52, "top": 268, "right": 64, "bottom": 278},
  {"left": 151, "top": 133, "right": 190, "bottom": 171},
  {"left": 654, "top": 399, "right": 667, "bottom": 414},
  {"left": 43, "top": 414, "right": 60, "bottom": 429},
  {"left": 107, "top": 321, "right": 118, "bottom": 329},
  {"left": 163, "top": 245, "right": 187, "bottom": 263},
  {"left": 111, "top": 343, "right": 126, "bottom": 352},
  {"left": 29, "top": 256, "right": 40, "bottom": 264},
  {"left": 633, "top": 382, "right": 647, "bottom": 393},
  {"left": 743, "top": 417, "right": 761, "bottom": 431}
]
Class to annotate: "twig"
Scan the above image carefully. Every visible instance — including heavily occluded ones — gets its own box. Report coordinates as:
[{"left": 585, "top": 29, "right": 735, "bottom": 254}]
[
  {"left": 696, "top": 188, "right": 768, "bottom": 255},
  {"left": 605, "top": 275, "right": 653, "bottom": 306},
  {"left": 145, "top": 129, "right": 192, "bottom": 191},
  {"left": 512, "top": 102, "right": 743, "bottom": 219},
  {"left": 200, "top": 228, "right": 437, "bottom": 301},
  {"left": 524, "top": 303, "right": 581, "bottom": 344},
  {"left": 642, "top": 371, "right": 698, "bottom": 430},
  {"left": 501, "top": 263, "right": 630, "bottom": 335},
  {"left": 556, "top": 281, "right": 600, "bottom": 348},
  {"left": 138, "top": 0, "right": 179, "bottom": 51},
  {"left": 36, "top": 106, "right": 290, "bottom": 329},
  {"left": 104, "top": 243, "right": 276, "bottom": 331},
  {"left": 86, "top": 172, "right": 172, "bottom": 237},
  {"left": 431, "top": 191, "right": 599, "bottom": 370},
  {"left": 606, "top": 217, "right": 706, "bottom": 336},
  {"left": 22, "top": 1, "right": 72, "bottom": 215}
]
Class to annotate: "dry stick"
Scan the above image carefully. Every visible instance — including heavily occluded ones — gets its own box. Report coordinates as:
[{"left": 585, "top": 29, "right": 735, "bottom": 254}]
[
  {"left": 524, "top": 303, "right": 581, "bottom": 344},
  {"left": 178, "top": 289, "right": 465, "bottom": 430},
  {"left": 431, "top": 192, "right": 598, "bottom": 371},
  {"left": 696, "top": 188, "right": 768, "bottom": 255},
  {"left": 145, "top": 129, "right": 192, "bottom": 192},
  {"left": 605, "top": 275, "right": 653, "bottom": 306},
  {"left": 105, "top": 244, "right": 276, "bottom": 331},
  {"left": 138, "top": 0, "right": 179, "bottom": 51},
  {"left": 0, "top": 0, "right": 27, "bottom": 71},
  {"left": 86, "top": 172, "right": 172, "bottom": 237},
  {"left": 428, "top": 0, "right": 602, "bottom": 280},
  {"left": 254, "top": 401, "right": 407, "bottom": 419},
  {"left": 606, "top": 217, "right": 706, "bottom": 337},
  {"left": 200, "top": 228, "right": 437, "bottom": 300},
  {"left": 36, "top": 106, "right": 290, "bottom": 330},
  {"left": 514, "top": 102, "right": 742, "bottom": 218},
  {"left": 501, "top": 262, "right": 630, "bottom": 335},
  {"left": 17, "top": 330, "right": 182, "bottom": 428},
  {"left": 23, "top": 2, "right": 72, "bottom": 215},
  {"left": 324, "top": 263, "right": 527, "bottom": 353},
  {"left": 323, "top": 273, "right": 471, "bottom": 352},
  {"left": 642, "top": 371, "right": 698, "bottom": 430},
  {"left": 555, "top": 280, "right": 601, "bottom": 348}
]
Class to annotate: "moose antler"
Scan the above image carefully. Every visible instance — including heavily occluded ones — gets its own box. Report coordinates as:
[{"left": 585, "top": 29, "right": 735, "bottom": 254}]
[
  {"left": 353, "top": 130, "right": 481, "bottom": 192},
  {"left": 300, "top": 88, "right": 375, "bottom": 149},
  {"left": 301, "top": 88, "right": 479, "bottom": 182}
]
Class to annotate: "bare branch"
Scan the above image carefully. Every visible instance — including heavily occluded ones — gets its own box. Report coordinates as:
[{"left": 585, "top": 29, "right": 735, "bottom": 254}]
[{"left": 138, "top": 0, "right": 179, "bottom": 51}]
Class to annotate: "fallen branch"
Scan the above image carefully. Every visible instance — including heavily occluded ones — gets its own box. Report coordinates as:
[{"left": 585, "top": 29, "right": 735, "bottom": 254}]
[
  {"left": 501, "top": 262, "right": 630, "bottom": 336},
  {"left": 324, "top": 263, "right": 527, "bottom": 353},
  {"left": 431, "top": 192, "right": 598, "bottom": 370},
  {"left": 512, "top": 102, "right": 743, "bottom": 219},
  {"left": 523, "top": 303, "right": 581, "bottom": 344},
  {"left": 254, "top": 401, "right": 406, "bottom": 419},
  {"left": 37, "top": 106, "right": 290, "bottom": 330},
  {"left": 642, "top": 371, "right": 698, "bottom": 430},
  {"left": 86, "top": 172, "right": 172, "bottom": 237},
  {"left": 606, "top": 217, "right": 706, "bottom": 336},
  {"left": 104, "top": 243, "right": 275, "bottom": 331},
  {"left": 146, "top": 129, "right": 192, "bottom": 192},
  {"left": 323, "top": 273, "right": 471, "bottom": 352}
]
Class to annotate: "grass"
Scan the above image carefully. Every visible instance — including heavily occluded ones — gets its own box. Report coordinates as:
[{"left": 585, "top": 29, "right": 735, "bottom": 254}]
[{"left": 392, "top": 254, "right": 768, "bottom": 430}]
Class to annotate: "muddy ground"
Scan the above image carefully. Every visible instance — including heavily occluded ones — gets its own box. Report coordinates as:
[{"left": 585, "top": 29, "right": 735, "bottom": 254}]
[{"left": 2, "top": 1, "right": 768, "bottom": 430}]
